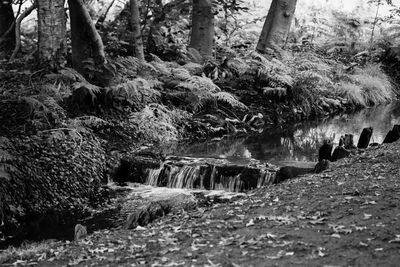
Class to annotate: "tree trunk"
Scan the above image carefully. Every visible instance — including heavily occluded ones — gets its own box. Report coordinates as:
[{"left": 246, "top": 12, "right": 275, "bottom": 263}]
[
  {"left": 0, "top": 1, "right": 16, "bottom": 54},
  {"left": 37, "top": 0, "right": 67, "bottom": 68},
  {"left": 256, "top": 0, "right": 297, "bottom": 53},
  {"left": 68, "top": 0, "right": 106, "bottom": 76},
  {"left": 189, "top": 0, "right": 214, "bottom": 59},
  {"left": 130, "top": 0, "right": 145, "bottom": 61}
]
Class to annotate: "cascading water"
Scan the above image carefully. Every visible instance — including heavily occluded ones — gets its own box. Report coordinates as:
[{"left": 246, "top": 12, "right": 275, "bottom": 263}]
[
  {"left": 167, "top": 165, "right": 201, "bottom": 188},
  {"left": 142, "top": 157, "right": 278, "bottom": 192},
  {"left": 146, "top": 165, "right": 164, "bottom": 186}
]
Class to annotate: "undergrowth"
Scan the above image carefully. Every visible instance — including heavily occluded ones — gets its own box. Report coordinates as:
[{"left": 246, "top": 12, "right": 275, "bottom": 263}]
[{"left": 336, "top": 64, "right": 394, "bottom": 107}]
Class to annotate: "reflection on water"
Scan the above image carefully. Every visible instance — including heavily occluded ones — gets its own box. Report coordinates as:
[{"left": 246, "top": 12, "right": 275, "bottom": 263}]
[{"left": 175, "top": 102, "right": 400, "bottom": 166}]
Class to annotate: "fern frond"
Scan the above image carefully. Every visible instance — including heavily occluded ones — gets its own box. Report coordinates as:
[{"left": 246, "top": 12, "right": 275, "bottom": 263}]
[
  {"left": 20, "top": 96, "right": 49, "bottom": 117},
  {"left": 108, "top": 78, "right": 161, "bottom": 106},
  {"left": 186, "top": 47, "right": 203, "bottom": 63},
  {"left": 226, "top": 58, "right": 249, "bottom": 75},
  {"left": 297, "top": 60, "right": 329, "bottom": 72},
  {"left": 112, "top": 56, "right": 158, "bottom": 78},
  {"left": 182, "top": 63, "right": 203, "bottom": 76},
  {"left": 171, "top": 68, "right": 191, "bottom": 80},
  {"left": 114, "top": 56, "right": 141, "bottom": 72},
  {"left": 73, "top": 81, "right": 102, "bottom": 105},
  {"left": 213, "top": 92, "right": 248, "bottom": 110},
  {"left": 178, "top": 76, "right": 221, "bottom": 93},
  {"left": 297, "top": 70, "right": 331, "bottom": 86},
  {"left": 250, "top": 51, "right": 270, "bottom": 65},
  {"left": 150, "top": 61, "right": 171, "bottom": 75},
  {"left": 149, "top": 53, "right": 164, "bottom": 63},
  {"left": 59, "top": 68, "right": 86, "bottom": 82}
]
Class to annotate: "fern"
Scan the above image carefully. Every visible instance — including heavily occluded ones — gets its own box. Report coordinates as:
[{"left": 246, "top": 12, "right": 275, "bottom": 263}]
[
  {"left": 149, "top": 53, "right": 164, "bottom": 63},
  {"left": 171, "top": 68, "right": 192, "bottom": 80},
  {"left": 59, "top": 68, "right": 86, "bottom": 82},
  {"left": 296, "top": 70, "right": 331, "bottom": 87},
  {"left": 185, "top": 47, "right": 203, "bottom": 63},
  {"left": 226, "top": 58, "right": 250, "bottom": 76},
  {"left": 107, "top": 78, "right": 161, "bottom": 107},
  {"left": 20, "top": 96, "right": 66, "bottom": 128},
  {"left": 178, "top": 75, "right": 220, "bottom": 93},
  {"left": 213, "top": 92, "right": 248, "bottom": 110},
  {"left": 250, "top": 51, "right": 271, "bottom": 65},
  {"left": 45, "top": 67, "right": 86, "bottom": 83},
  {"left": 129, "top": 104, "right": 180, "bottom": 144},
  {"left": 72, "top": 81, "right": 102, "bottom": 105},
  {"left": 150, "top": 61, "right": 171, "bottom": 75},
  {"left": 113, "top": 56, "right": 158, "bottom": 77},
  {"left": 182, "top": 62, "right": 203, "bottom": 76},
  {"left": 296, "top": 59, "right": 331, "bottom": 76},
  {"left": 20, "top": 96, "right": 49, "bottom": 119}
]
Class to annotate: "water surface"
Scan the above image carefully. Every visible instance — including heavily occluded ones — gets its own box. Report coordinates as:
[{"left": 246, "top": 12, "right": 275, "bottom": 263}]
[{"left": 175, "top": 102, "right": 400, "bottom": 166}]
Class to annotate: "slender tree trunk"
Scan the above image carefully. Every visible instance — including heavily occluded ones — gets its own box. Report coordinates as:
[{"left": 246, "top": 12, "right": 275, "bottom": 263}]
[
  {"left": 130, "top": 0, "right": 145, "bottom": 61},
  {"left": 256, "top": 0, "right": 297, "bottom": 53},
  {"left": 10, "top": 2, "right": 37, "bottom": 60},
  {"left": 68, "top": 0, "right": 106, "bottom": 75},
  {"left": 37, "top": 0, "right": 67, "bottom": 68},
  {"left": 370, "top": 0, "right": 381, "bottom": 44},
  {"left": 96, "top": 0, "right": 116, "bottom": 27},
  {"left": 189, "top": 0, "right": 214, "bottom": 59},
  {"left": 0, "top": 1, "right": 16, "bottom": 54}
]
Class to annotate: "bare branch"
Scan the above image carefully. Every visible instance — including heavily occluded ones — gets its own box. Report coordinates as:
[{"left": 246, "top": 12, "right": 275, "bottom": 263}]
[{"left": 9, "top": 1, "right": 37, "bottom": 61}]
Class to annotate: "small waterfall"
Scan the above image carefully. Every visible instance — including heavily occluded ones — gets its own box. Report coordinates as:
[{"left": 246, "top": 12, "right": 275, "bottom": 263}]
[
  {"left": 146, "top": 164, "right": 164, "bottom": 186},
  {"left": 129, "top": 157, "right": 279, "bottom": 192},
  {"left": 228, "top": 174, "right": 243, "bottom": 192},
  {"left": 167, "top": 165, "right": 201, "bottom": 188},
  {"left": 209, "top": 165, "right": 217, "bottom": 190},
  {"left": 257, "top": 170, "right": 276, "bottom": 187}
]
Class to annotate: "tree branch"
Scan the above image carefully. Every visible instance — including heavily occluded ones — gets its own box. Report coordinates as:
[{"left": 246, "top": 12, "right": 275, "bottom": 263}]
[
  {"left": 96, "top": 0, "right": 116, "bottom": 27},
  {"left": 9, "top": 1, "right": 37, "bottom": 61}
]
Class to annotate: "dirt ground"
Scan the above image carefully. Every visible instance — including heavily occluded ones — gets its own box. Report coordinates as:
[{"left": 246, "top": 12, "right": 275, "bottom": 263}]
[{"left": 1, "top": 142, "right": 400, "bottom": 266}]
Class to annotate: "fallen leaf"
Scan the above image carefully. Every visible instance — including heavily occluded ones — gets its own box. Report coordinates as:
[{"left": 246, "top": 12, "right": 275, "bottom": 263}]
[
  {"left": 364, "top": 213, "right": 372, "bottom": 220},
  {"left": 331, "top": 233, "right": 341, "bottom": 238},
  {"left": 389, "top": 235, "right": 400, "bottom": 243},
  {"left": 246, "top": 219, "right": 255, "bottom": 227}
]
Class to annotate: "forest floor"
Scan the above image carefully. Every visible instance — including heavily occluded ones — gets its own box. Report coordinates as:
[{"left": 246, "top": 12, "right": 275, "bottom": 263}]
[{"left": 1, "top": 141, "right": 400, "bottom": 266}]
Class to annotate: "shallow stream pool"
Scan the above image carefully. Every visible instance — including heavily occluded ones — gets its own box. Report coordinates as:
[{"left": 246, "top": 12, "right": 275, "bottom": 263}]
[{"left": 174, "top": 102, "right": 400, "bottom": 166}]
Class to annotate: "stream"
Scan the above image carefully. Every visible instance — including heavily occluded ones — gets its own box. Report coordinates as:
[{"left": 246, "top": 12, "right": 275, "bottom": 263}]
[
  {"left": 2, "top": 102, "right": 400, "bottom": 248},
  {"left": 174, "top": 102, "right": 400, "bottom": 166}
]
